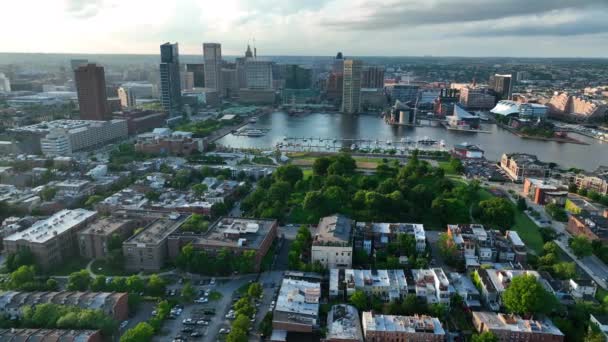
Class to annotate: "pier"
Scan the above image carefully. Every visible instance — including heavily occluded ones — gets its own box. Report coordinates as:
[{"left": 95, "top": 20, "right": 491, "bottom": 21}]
[{"left": 275, "top": 136, "right": 448, "bottom": 153}]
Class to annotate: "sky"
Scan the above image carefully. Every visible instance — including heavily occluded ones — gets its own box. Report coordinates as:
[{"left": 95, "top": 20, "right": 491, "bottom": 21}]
[{"left": 3, "top": 0, "right": 608, "bottom": 57}]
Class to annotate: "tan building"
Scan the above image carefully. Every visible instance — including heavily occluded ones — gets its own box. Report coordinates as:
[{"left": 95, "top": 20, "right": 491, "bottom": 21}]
[
  {"left": 78, "top": 216, "right": 140, "bottom": 259},
  {"left": 459, "top": 87, "right": 496, "bottom": 110},
  {"left": 311, "top": 215, "right": 353, "bottom": 269},
  {"left": 500, "top": 153, "right": 549, "bottom": 182},
  {"left": 273, "top": 275, "right": 321, "bottom": 333},
  {"left": 472, "top": 311, "right": 564, "bottom": 342},
  {"left": 362, "top": 312, "right": 445, "bottom": 342},
  {"left": 117, "top": 86, "right": 136, "bottom": 108},
  {"left": 342, "top": 59, "right": 363, "bottom": 114},
  {"left": 573, "top": 168, "right": 608, "bottom": 195},
  {"left": 168, "top": 217, "right": 278, "bottom": 272},
  {"left": 0, "top": 291, "right": 129, "bottom": 321},
  {"left": 3, "top": 209, "right": 97, "bottom": 270},
  {"left": 134, "top": 131, "right": 204, "bottom": 156},
  {"left": 567, "top": 210, "right": 608, "bottom": 243},
  {"left": 0, "top": 329, "right": 102, "bottom": 342},
  {"left": 123, "top": 212, "right": 189, "bottom": 272},
  {"left": 547, "top": 92, "right": 608, "bottom": 122}
]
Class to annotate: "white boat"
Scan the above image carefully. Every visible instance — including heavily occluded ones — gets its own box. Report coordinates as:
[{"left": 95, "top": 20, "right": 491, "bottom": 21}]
[
  {"left": 351, "top": 144, "right": 357, "bottom": 150},
  {"left": 245, "top": 129, "right": 264, "bottom": 137},
  {"left": 386, "top": 140, "right": 392, "bottom": 145},
  {"left": 249, "top": 117, "right": 258, "bottom": 123}
]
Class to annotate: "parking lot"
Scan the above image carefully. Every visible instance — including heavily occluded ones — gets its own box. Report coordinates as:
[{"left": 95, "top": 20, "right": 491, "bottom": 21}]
[{"left": 462, "top": 158, "right": 509, "bottom": 182}]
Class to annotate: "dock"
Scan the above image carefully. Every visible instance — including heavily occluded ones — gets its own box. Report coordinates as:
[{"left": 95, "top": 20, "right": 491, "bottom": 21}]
[{"left": 275, "top": 136, "right": 447, "bottom": 153}]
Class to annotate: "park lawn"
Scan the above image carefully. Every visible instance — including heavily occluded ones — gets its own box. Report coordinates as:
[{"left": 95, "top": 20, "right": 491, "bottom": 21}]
[
  {"left": 46, "top": 257, "right": 90, "bottom": 276},
  {"left": 439, "top": 161, "right": 457, "bottom": 175},
  {"left": 302, "top": 169, "right": 313, "bottom": 180},
  {"left": 512, "top": 210, "right": 544, "bottom": 254},
  {"left": 90, "top": 259, "right": 129, "bottom": 276}
]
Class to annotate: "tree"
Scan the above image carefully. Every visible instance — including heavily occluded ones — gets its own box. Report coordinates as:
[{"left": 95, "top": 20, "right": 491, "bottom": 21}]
[
  {"left": 274, "top": 165, "right": 303, "bottom": 186},
  {"left": 40, "top": 186, "right": 57, "bottom": 201},
  {"left": 67, "top": 270, "right": 92, "bottom": 291},
  {"left": 569, "top": 235, "right": 593, "bottom": 257},
  {"left": 192, "top": 183, "right": 208, "bottom": 197},
  {"left": 10, "top": 265, "right": 36, "bottom": 288},
  {"left": 553, "top": 262, "right": 576, "bottom": 279},
  {"left": 210, "top": 202, "right": 229, "bottom": 218},
  {"left": 472, "top": 331, "right": 499, "bottom": 342},
  {"left": 226, "top": 327, "right": 248, "bottom": 342},
  {"left": 146, "top": 274, "right": 166, "bottom": 296},
  {"left": 181, "top": 281, "right": 196, "bottom": 303},
  {"left": 247, "top": 282, "right": 263, "bottom": 298},
  {"left": 477, "top": 197, "right": 515, "bottom": 229},
  {"left": 502, "top": 274, "right": 556, "bottom": 316},
  {"left": 232, "top": 314, "right": 250, "bottom": 332},
  {"left": 126, "top": 275, "right": 145, "bottom": 294},
  {"left": 145, "top": 190, "right": 161, "bottom": 201},
  {"left": 4, "top": 247, "right": 35, "bottom": 272},
  {"left": 313, "top": 157, "right": 332, "bottom": 176},
  {"left": 91, "top": 275, "right": 107, "bottom": 291},
  {"left": 349, "top": 290, "right": 368, "bottom": 311},
  {"left": 120, "top": 322, "right": 155, "bottom": 342},
  {"left": 85, "top": 195, "right": 104, "bottom": 208},
  {"left": 516, "top": 197, "right": 527, "bottom": 211},
  {"left": 45, "top": 278, "right": 59, "bottom": 291}
]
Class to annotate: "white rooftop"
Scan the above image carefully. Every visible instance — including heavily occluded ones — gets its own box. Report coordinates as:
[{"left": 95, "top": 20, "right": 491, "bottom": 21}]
[
  {"left": 4, "top": 209, "right": 96, "bottom": 243},
  {"left": 275, "top": 278, "right": 320, "bottom": 317},
  {"left": 362, "top": 312, "right": 445, "bottom": 334}
]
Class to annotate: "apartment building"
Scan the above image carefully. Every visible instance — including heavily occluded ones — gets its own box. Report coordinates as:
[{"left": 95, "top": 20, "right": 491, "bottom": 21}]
[
  {"left": 362, "top": 312, "right": 445, "bottom": 342},
  {"left": 354, "top": 222, "right": 426, "bottom": 255},
  {"left": 449, "top": 272, "right": 482, "bottom": 309},
  {"left": 500, "top": 153, "right": 549, "bottom": 182},
  {"left": 567, "top": 210, "right": 608, "bottom": 243},
  {"left": 123, "top": 212, "right": 188, "bottom": 271},
  {"left": 326, "top": 304, "right": 364, "bottom": 342},
  {"left": 167, "top": 217, "right": 278, "bottom": 272},
  {"left": 0, "top": 291, "right": 129, "bottom": 321},
  {"left": 273, "top": 276, "right": 321, "bottom": 333},
  {"left": 78, "top": 215, "right": 140, "bottom": 259},
  {"left": 573, "top": 167, "right": 608, "bottom": 195},
  {"left": 0, "top": 329, "right": 102, "bottom": 342},
  {"left": 472, "top": 312, "right": 564, "bottom": 342},
  {"left": 523, "top": 178, "right": 568, "bottom": 205},
  {"left": 475, "top": 269, "right": 541, "bottom": 311},
  {"left": 411, "top": 268, "right": 452, "bottom": 304},
  {"left": 330, "top": 268, "right": 408, "bottom": 301},
  {"left": 135, "top": 130, "right": 205, "bottom": 156},
  {"left": 311, "top": 215, "right": 353, "bottom": 269},
  {"left": 3, "top": 209, "right": 97, "bottom": 270},
  {"left": 459, "top": 87, "right": 496, "bottom": 110}
]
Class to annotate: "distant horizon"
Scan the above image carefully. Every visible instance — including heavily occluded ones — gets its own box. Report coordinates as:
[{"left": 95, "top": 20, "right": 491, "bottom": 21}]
[{"left": 1, "top": 51, "right": 607, "bottom": 60}]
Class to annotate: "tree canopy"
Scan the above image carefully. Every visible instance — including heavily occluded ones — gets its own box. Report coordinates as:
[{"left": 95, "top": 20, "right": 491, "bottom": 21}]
[{"left": 502, "top": 274, "right": 556, "bottom": 316}]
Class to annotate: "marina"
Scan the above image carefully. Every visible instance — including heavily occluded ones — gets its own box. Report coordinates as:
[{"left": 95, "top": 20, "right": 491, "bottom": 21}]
[{"left": 215, "top": 111, "right": 608, "bottom": 170}]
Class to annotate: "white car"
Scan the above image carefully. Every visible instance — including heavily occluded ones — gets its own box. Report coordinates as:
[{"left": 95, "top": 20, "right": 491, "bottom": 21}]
[
  {"left": 120, "top": 321, "right": 129, "bottom": 329},
  {"left": 210, "top": 278, "right": 216, "bottom": 286},
  {"left": 194, "top": 297, "right": 208, "bottom": 304}
]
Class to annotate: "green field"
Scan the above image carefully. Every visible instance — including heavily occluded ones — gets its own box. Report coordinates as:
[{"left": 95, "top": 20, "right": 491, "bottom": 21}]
[{"left": 512, "top": 210, "right": 544, "bottom": 254}]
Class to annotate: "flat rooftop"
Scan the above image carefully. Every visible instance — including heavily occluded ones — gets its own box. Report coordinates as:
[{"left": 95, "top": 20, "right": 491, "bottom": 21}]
[
  {"left": 125, "top": 213, "right": 186, "bottom": 246},
  {"left": 362, "top": 312, "right": 445, "bottom": 335},
  {"left": 4, "top": 209, "right": 96, "bottom": 244},
  {"left": 9, "top": 119, "right": 123, "bottom": 133},
  {"left": 189, "top": 217, "right": 276, "bottom": 250},
  {"left": 472, "top": 311, "right": 563, "bottom": 336},
  {"left": 275, "top": 278, "right": 320, "bottom": 318},
  {"left": 0, "top": 291, "right": 126, "bottom": 315},
  {"left": 78, "top": 216, "right": 133, "bottom": 237},
  {"left": 0, "top": 328, "right": 100, "bottom": 340},
  {"left": 314, "top": 215, "right": 352, "bottom": 245}
]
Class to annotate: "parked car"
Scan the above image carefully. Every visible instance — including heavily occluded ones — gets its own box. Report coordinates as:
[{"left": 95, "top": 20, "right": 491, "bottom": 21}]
[{"left": 120, "top": 321, "right": 129, "bottom": 329}]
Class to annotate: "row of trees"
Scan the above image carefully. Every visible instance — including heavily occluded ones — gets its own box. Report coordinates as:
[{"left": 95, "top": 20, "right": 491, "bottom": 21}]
[
  {"left": 2, "top": 265, "right": 58, "bottom": 292},
  {"left": 176, "top": 243, "right": 256, "bottom": 275},
  {"left": 349, "top": 290, "right": 449, "bottom": 318},
  {"left": 225, "top": 282, "right": 263, "bottom": 342},
  {"left": 531, "top": 242, "right": 577, "bottom": 280},
  {"left": 16, "top": 303, "right": 117, "bottom": 336},
  {"left": 120, "top": 300, "right": 171, "bottom": 342}
]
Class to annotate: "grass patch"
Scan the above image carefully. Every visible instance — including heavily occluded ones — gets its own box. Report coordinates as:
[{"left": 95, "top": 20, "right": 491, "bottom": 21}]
[
  {"left": 46, "top": 257, "right": 90, "bottom": 276},
  {"left": 90, "top": 259, "right": 129, "bottom": 276},
  {"left": 252, "top": 156, "right": 274, "bottom": 165},
  {"left": 302, "top": 169, "right": 313, "bottom": 180},
  {"left": 439, "top": 161, "right": 458, "bottom": 175},
  {"left": 209, "top": 290, "right": 223, "bottom": 301},
  {"left": 512, "top": 210, "right": 544, "bottom": 254}
]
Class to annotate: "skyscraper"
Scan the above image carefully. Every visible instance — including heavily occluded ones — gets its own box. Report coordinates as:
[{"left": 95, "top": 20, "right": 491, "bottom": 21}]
[
  {"left": 74, "top": 63, "right": 110, "bottom": 120},
  {"left": 186, "top": 64, "right": 205, "bottom": 88},
  {"left": 489, "top": 74, "right": 513, "bottom": 100},
  {"left": 342, "top": 59, "right": 363, "bottom": 114},
  {"left": 70, "top": 59, "right": 88, "bottom": 71},
  {"left": 333, "top": 52, "right": 344, "bottom": 74},
  {"left": 159, "top": 42, "right": 182, "bottom": 116},
  {"left": 117, "top": 86, "right": 136, "bottom": 108},
  {"left": 203, "top": 43, "right": 222, "bottom": 92},
  {"left": 285, "top": 65, "right": 312, "bottom": 89},
  {"left": 361, "top": 66, "right": 385, "bottom": 89}
]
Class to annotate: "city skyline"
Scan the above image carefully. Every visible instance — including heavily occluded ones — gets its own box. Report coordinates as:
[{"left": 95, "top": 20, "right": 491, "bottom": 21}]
[{"left": 2, "top": 0, "right": 608, "bottom": 57}]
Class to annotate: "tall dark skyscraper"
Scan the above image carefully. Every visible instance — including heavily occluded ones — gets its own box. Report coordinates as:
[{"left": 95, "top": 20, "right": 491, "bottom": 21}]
[
  {"left": 489, "top": 73, "right": 513, "bottom": 100},
  {"left": 186, "top": 63, "right": 205, "bottom": 88},
  {"left": 74, "top": 63, "right": 109, "bottom": 120},
  {"left": 160, "top": 42, "right": 182, "bottom": 116}
]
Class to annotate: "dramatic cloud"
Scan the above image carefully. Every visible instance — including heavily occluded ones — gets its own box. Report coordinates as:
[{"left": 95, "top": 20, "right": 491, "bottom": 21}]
[
  {"left": 2, "top": 0, "right": 608, "bottom": 56},
  {"left": 323, "top": 0, "right": 608, "bottom": 34}
]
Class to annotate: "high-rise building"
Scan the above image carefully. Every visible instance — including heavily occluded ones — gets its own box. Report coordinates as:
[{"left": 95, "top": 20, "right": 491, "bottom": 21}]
[
  {"left": 186, "top": 63, "right": 205, "bottom": 88},
  {"left": 180, "top": 71, "right": 194, "bottom": 91},
  {"left": 0, "top": 73, "right": 10, "bottom": 92},
  {"left": 245, "top": 60, "right": 274, "bottom": 90},
  {"left": 342, "top": 60, "right": 363, "bottom": 114},
  {"left": 117, "top": 86, "right": 136, "bottom": 108},
  {"left": 221, "top": 68, "right": 238, "bottom": 98},
  {"left": 459, "top": 87, "right": 496, "bottom": 110},
  {"left": 70, "top": 59, "right": 88, "bottom": 71},
  {"left": 74, "top": 63, "right": 110, "bottom": 120},
  {"left": 489, "top": 74, "right": 513, "bottom": 100},
  {"left": 159, "top": 42, "right": 182, "bottom": 116},
  {"left": 203, "top": 43, "right": 222, "bottom": 91},
  {"left": 285, "top": 65, "right": 312, "bottom": 89},
  {"left": 333, "top": 52, "right": 344, "bottom": 74},
  {"left": 361, "top": 66, "right": 385, "bottom": 89},
  {"left": 388, "top": 84, "right": 419, "bottom": 105}
]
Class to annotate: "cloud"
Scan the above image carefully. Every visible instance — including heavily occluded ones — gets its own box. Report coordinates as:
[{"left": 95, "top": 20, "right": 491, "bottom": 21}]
[
  {"left": 65, "top": 0, "right": 106, "bottom": 18},
  {"left": 322, "top": 0, "right": 608, "bottom": 31}
]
